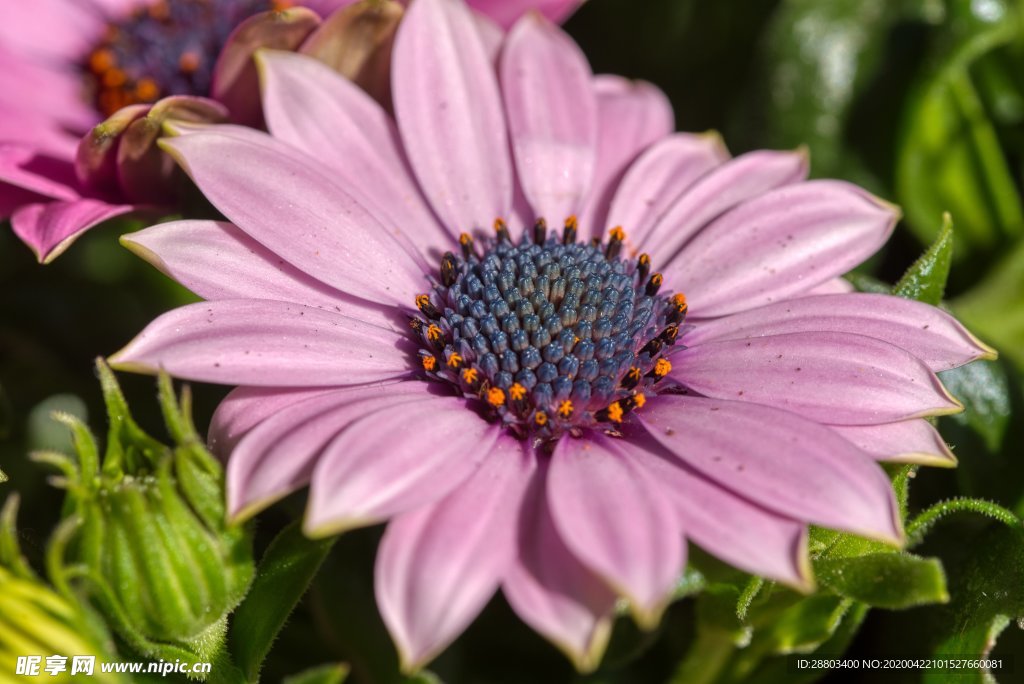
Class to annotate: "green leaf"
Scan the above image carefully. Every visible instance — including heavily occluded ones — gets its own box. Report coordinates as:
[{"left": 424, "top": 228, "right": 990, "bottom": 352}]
[
  {"left": 924, "top": 526, "right": 1024, "bottom": 683},
  {"left": 951, "top": 237, "right": 1024, "bottom": 369},
  {"left": 892, "top": 213, "right": 954, "bottom": 304},
  {"left": 815, "top": 552, "right": 949, "bottom": 608},
  {"left": 749, "top": 0, "right": 925, "bottom": 182},
  {"left": 282, "top": 664, "right": 349, "bottom": 684},
  {"left": 896, "top": 0, "right": 1024, "bottom": 255},
  {"left": 230, "top": 522, "right": 335, "bottom": 682},
  {"left": 937, "top": 359, "right": 1011, "bottom": 451}
]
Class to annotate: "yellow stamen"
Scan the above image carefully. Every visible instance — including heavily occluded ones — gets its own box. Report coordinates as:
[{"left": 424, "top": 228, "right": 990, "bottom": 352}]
[
  {"left": 633, "top": 393, "right": 647, "bottom": 408},
  {"left": 179, "top": 51, "right": 201, "bottom": 74},
  {"left": 446, "top": 352, "right": 463, "bottom": 369},
  {"left": 135, "top": 77, "right": 160, "bottom": 101},
  {"left": 535, "top": 411, "right": 548, "bottom": 426},
  {"left": 421, "top": 356, "right": 437, "bottom": 372},
  {"left": 89, "top": 48, "right": 116, "bottom": 73},
  {"left": 672, "top": 292, "right": 688, "bottom": 312},
  {"left": 461, "top": 368, "right": 479, "bottom": 385},
  {"left": 426, "top": 324, "right": 442, "bottom": 342},
  {"left": 606, "top": 401, "right": 624, "bottom": 423},
  {"left": 487, "top": 388, "right": 506, "bottom": 407},
  {"left": 609, "top": 226, "right": 625, "bottom": 242},
  {"left": 509, "top": 383, "right": 527, "bottom": 401},
  {"left": 653, "top": 358, "right": 672, "bottom": 378},
  {"left": 557, "top": 400, "right": 574, "bottom": 418}
]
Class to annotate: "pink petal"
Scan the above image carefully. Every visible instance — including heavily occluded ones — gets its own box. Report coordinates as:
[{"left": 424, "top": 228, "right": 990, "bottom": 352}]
[
  {"left": 675, "top": 331, "right": 962, "bottom": 424},
  {"left": 606, "top": 132, "right": 730, "bottom": 245},
  {"left": 0, "top": 48, "right": 96, "bottom": 132},
  {"left": 304, "top": 398, "right": 501, "bottom": 535},
  {"left": 503, "top": 461, "right": 616, "bottom": 672},
  {"left": 228, "top": 381, "right": 426, "bottom": 521},
  {"left": 831, "top": 420, "right": 957, "bottom": 467},
  {"left": 121, "top": 220, "right": 400, "bottom": 329},
  {"left": 211, "top": 7, "right": 321, "bottom": 127},
  {"left": 256, "top": 49, "right": 450, "bottom": 251},
  {"left": 625, "top": 433, "right": 813, "bottom": 589},
  {"left": 805, "top": 278, "right": 855, "bottom": 295},
  {"left": 0, "top": 0, "right": 102, "bottom": 63},
  {"left": 0, "top": 144, "right": 79, "bottom": 201},
  {"left": 578, "top": 75, "right": 674, "bottom": 239},
  {"left": 672, "top": 180, "right": 898, "bottom": 317},
  {"left": 639, "top": 395, "right": 903, "bottom": 543},
  {"left": 393, "top": 0, "right": 513, "bottom": 230},
  {"left": 640, "top": 149, "right": 808, "bottom": 266},
  {"left": 688, "top": 293, "right": 995, "bottom": 372},
  {"left": 375, "top": 437, "right": 534, "bottom": 672},
  {"left": 501, "top": 12, "right": 597, "bottom": 222},
  {"left": 548, "top": 435, "right": 683, "bottom": 627},
  {"left": 468, "top": 0, "right": 582, "bottom": 28},
  {"left": 208, "top": 385, "right": 342, "bottom": 456},
  {"left": 108, "top": 299, "right": 410, "bottom": 387},
  {"left": 161, "top": 127, "right": 427, "bottom": 305},
  {"left": 12, "top": 199, "right": 135, "bottom": 263}
]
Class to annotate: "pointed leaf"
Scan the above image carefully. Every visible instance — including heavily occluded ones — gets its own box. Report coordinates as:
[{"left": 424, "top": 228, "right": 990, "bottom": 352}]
[
  {"left": 893, "top": 213, "right": 954, "bottom": 305},
  {"left": 816, "top": 552, "right": 949, "bottom": 608}
]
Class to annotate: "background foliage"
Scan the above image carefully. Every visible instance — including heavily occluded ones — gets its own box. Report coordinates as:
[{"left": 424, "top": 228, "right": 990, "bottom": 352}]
[{"left": 2, "top": 0, "right": 1024, "bottom": 682}]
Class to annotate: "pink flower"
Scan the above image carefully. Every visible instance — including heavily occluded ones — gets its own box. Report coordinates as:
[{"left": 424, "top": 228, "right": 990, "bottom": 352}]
[
  {"left": 111, "top": 0, "right": 993, "bottom": 672},
  {"left": 0, "top": 0, "right": 580, "bottom": 262}
]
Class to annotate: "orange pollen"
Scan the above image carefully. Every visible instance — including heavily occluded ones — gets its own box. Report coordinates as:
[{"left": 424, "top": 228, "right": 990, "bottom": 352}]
[
  {"left": 271, "top": 0, "right": 295, "bottom": 9},
  {"left": 651, "top": 273, "right": 663, "bottom": 287},
  {"left": 628, "top": 367, "right": 642, "bottom": 381},
  {"left": 493, "top": 218, "right": 508, "bottom": 233},
  {"left": 487, "top": 388, "right": 506, "bottom": 407},
  {"left": 639, "top": 254, "right": 650, "bottom": 267},
  {"left": 102, "top": 68, "right": 127, "bottom": 88},
  {"left": 535, "top": 411, "right": 548, "bottom": 426},
  {"left": 179, "top": 51, "right": 201, "bottom": 74},
  {"left": 461, "top": 368, "right": 479, "bottom": 384},
  {"left": 609, "top": 226, "right": 625, "bottom": 242},
  {"left": 135, "top": 77, "right": 160, "bottom": 101},
  {"left": 672, "top": 293, "right": 688, "bottom": 311},
  {"left": 421, "top": 356, "right": 437, "bottom": 371},
  {"left": 148, "top": 1, "right": 170, "bottom": 19},
  {"left": 509, "top": 383, "right": 527, "bottom": 401},
  {"left": 426, "top": 324, "right": 442, "bottom": 341},
  {"left": 415, "top": 294, "right": 431, "bottom": 309},
  {"left": 565, "top": 215, "right": 578, "bottom": 231},
  {"left": 606, "top": 402, "right": 624, "bottom": 423},
  {"left": 634, "top": 393, "right": 647, "bottom": 408},
  {"left": 557, "top": 400, "right": 574, "bottom": 418},
  {"left": 459, "top": 232, "right": 472, "bottom": 246},
  {"left": 88, "top": 48, "right": 116, "bottom": 73},
  {"left": 654, "top": 358, "right": 672, "bottom": 377},
  {"left": 446, "top": 352, "right": 463, "bottom": 368}
]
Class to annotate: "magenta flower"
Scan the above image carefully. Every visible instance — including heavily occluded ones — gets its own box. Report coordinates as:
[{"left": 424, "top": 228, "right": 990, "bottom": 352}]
[
  {"left": 111, "top": 0, "right": 993, "bottom": 671},
  {"left": 0, "top": 0, "right": 579, "bottom": 262}
]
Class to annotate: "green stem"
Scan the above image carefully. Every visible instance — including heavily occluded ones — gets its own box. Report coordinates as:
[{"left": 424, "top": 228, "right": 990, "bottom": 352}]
[
  {"left": 906, "top": 497, "right": 1020, "bottom": 547},
  {"left": 668, "top": 629, "right": 737, "bottom": 684}
]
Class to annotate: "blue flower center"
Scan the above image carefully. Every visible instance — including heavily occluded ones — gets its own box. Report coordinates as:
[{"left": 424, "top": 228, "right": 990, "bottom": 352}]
[
  {"left": 84, "top": 0, "right": 292, "bottom": 116},
  {"left": 411, "top": 218, "right": 689, "bottom": 439}
]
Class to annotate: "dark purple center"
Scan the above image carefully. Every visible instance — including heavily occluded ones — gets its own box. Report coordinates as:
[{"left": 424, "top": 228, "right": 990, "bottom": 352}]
[{"left": 83, "top": 0, "right": 293, "bottom": 116}]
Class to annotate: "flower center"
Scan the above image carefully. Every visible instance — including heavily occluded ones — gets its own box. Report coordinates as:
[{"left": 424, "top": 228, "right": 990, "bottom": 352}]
[
  {"left": 83, "top": 0, "right": 293, "bottom": 117},
  {"left": 411, "top": 218, "right": 689, "bottom": 440}
]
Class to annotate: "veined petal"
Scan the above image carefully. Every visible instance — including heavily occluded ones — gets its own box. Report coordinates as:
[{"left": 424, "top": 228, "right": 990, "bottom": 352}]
[
  {"left": 501, "top": 12, "right": 597, "bottom": 222},
  {"left": 579, "top": 75, "right": 673, "bottom": 239},
  {"left": 208, "top": 386, "right": 342, "bottom": 456},
  {"left": 548, "top": 435, "right": 683, "bottom": 627},
  {"left": 831, "top": 420, "right": 957, "bottom": 467},
  {"left": 674, "top": 331, "right": 963, "bottom": 424},
  {"left": 503, "top": 461, "right": 616, "bottom": 673},
  {"left": 624, "top": 433, "right": 812, "bottom": 590},
  {"left": 376, "top": 437, "right": 534, "bottom": 673},
  {"left": 606, "top": 132, "right": 729, "bottom": 245},
  {"left": 468, "top": 0, "right": 582, "bottom": 28},
  {"left": 228, "top": 381, "right": 425, "bottom": 522},
  {"left": 109, "top": 299, "right": 410, "bottom": 387},
  {"left": 121, "top": 220, "right": 401, "bottom": 329},
  {"left": 673, "top": 180, "right": 898, "bottom": 317},
  {"left": 160, "top": 127, "right": 427, "bottom": 305},
  {"left": 305, "top": 398, "right": 501, "bottom": 536},
  {"left": 393, "top": 0, "right": 512, "bottom": 230},
  {"left": 257, "top": 49, "right": 450, "bottom": 250},
  {"left": 639, "top": 395, "right": 903, "bottom": 543},
  {"left": 642, "top": 149, "right": 808, "bottom": 266},
  {"left": 12, "top": 199, "right": 135, "bottom": 264},
  {"left": 210, "top": 7, "right": 321, "bottom": 127},
  {"left": 0, "top": 144, "right": 79, "bottom": 201},
  {"left": 687, "top": 293, "right": 996, "bottom": 372}
]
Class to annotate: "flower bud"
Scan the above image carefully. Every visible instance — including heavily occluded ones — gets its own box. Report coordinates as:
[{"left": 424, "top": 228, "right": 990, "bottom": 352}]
[
  {"left": 0, "top": 497, "right": 126, "bottom": 683},
  {"left": 38, "top": 360, "right": 253, "bottom": 664}
]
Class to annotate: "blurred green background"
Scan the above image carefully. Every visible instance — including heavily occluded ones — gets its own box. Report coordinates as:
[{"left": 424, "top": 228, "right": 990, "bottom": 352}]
[{"left": 2, "top": 0, "right": 1023, "bottom": 682}]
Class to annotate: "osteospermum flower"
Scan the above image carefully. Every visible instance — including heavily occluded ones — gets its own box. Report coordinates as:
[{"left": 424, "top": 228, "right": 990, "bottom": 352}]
[
  {"left": 111, "top": 0, "right": 994, "bottom": 671},
  {"left": 0, "top": 0, "right": 579, "bottom": 262}
]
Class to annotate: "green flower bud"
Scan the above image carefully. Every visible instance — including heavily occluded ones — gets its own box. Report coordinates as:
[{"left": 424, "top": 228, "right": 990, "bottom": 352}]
[
  {"left": 0, "top": 496, "right": 126, "bottom": 684},
  {"left": 38, "top": 360, "right": 253, "bottom": 667}
]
